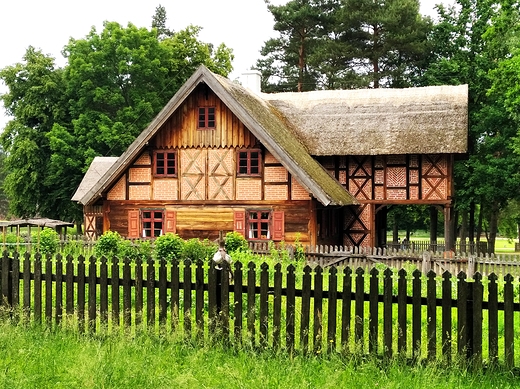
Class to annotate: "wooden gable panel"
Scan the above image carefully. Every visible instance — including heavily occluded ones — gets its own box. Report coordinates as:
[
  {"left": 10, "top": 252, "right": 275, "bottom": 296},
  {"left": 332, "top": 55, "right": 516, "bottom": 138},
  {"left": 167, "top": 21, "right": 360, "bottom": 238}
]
[{"left": 151, "top": 85, "right": 259, "bottom": 149}]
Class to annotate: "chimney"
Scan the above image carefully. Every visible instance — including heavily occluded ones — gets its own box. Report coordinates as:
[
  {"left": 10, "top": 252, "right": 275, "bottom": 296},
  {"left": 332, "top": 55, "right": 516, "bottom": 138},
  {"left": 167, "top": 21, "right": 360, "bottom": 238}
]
[{"left": 241, "top": 70, "right": 262, "bottom": 94}]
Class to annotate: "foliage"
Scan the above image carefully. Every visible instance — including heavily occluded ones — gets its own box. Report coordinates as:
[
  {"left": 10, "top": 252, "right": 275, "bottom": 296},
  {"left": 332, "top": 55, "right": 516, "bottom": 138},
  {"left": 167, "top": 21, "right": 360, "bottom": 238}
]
[
  {"left": 0, "top": 6, "right": 233, "bottom": 223},
  {"left": 154, "top": 233, "right": 184, "bottom": 262},
  {"left": 119, "top": 239, "right": 153, "bottom": 262},
  {"left": 182, "top": 238, "right": 218, "bottom": 261},
  {"left": 224, "top": 231, "right": 249, "bottom": 253},
  {"left": 33, "top": 228, "right": 60, "bottom": 255},
  {"left": 94, "top": 231, "right": 124, "bottom": 259},
  {"left": 257, "top": 0, "right": 432, "bottom": 91}
]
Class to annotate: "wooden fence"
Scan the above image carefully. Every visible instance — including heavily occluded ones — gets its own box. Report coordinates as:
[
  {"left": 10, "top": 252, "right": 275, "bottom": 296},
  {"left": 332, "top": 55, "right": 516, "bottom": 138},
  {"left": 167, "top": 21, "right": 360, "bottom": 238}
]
[
  {"left": 1, "top": 251, "right": 520, "bottom": 368},
  {"left": 251, "top": 243, "right": 520, "bottom": 278}
]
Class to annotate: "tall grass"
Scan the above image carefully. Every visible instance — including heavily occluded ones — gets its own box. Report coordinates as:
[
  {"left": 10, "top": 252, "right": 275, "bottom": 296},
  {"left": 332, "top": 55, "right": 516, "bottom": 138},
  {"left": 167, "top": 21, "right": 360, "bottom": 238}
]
[{"left": 0, "top": 319, "right": 518, "bottom": 389}]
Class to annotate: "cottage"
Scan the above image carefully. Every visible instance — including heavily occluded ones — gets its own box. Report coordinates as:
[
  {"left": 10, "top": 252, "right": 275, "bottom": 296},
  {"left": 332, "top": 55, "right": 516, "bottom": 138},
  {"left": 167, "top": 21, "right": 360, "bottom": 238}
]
[{"left": 72, "top": 65, "right": 468, "bottom": 249}]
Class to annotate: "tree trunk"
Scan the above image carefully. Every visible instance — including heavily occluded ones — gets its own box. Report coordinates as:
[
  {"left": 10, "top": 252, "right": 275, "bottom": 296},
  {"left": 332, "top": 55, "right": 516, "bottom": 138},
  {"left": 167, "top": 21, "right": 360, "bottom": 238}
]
[
  {"left": 487, "top": 201, "right": 499, "bottom": 254},
  {"left": 469, "top": 201, "right": 475, "bottom": 243},
  {"left": 392, "top": 220, "right": 399, "bottom": 243},
  {"left": 460, "top": 210, "right": 468, "bottom": 253},
  {"left": 476, "top": 203, "right": 483, "bottom": 244}
]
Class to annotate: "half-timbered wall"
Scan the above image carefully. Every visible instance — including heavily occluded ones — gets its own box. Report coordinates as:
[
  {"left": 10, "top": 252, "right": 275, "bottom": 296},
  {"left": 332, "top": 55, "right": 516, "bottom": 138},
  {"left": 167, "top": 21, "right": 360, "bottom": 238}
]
[
  {"left": 316, "top": 154, "right": 453, "bottom": 247},
  {"left": 99, "top": 87, "right": 314, "bottom": 244}
]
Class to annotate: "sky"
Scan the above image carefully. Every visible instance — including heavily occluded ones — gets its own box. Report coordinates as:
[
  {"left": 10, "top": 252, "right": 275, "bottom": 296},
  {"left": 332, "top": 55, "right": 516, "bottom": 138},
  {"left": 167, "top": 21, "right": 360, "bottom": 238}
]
[{"left": 0, "top": 0, "right": 444, "bottom": 130}]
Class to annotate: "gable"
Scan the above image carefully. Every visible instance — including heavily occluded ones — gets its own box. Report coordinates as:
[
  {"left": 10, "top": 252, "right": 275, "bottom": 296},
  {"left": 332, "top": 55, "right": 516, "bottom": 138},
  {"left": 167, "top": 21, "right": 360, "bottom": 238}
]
[{"left": 152, "top": 84, "right": 259, "bottom": 149}]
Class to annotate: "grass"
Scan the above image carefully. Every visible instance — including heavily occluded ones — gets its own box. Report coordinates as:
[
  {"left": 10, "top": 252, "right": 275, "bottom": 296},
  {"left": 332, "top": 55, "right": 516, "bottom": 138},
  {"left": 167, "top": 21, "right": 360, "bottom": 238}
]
[{"left": 0, "top": 321, "right": 519, "bottom": 389}]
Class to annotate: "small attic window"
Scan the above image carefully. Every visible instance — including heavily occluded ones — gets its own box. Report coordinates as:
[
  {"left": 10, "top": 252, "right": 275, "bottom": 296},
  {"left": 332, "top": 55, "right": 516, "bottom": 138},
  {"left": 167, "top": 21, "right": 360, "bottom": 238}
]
[
  {"left": 197, "top": 106, "right": 216, "bottom": 129},
  {"left": 237, "top": 149, "right": 261, "bottom": 176},
  {"left": 153, "top": 150, "right": 177, "bottom": 177}
]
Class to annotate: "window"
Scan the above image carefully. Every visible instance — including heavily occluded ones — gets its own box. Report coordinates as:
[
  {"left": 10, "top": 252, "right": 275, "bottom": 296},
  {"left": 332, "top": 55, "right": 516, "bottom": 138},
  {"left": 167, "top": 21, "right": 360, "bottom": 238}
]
[
  {"left": 235, "top": 210, "right": 284, "bottom": 241},
  {"left": 237, "top": 149, "right": 261, "bottom": 176},
  {"left": 142, "top": 210, "right": 164, "bottom": 238},
  {"left": 198, "top": 106, "right": 216, "bottom": 129},
  {"left": 248, "top": 211, "right": 271, "bottom": 239},
  {"left": 154, "top": 151, "right": 176, "bottom": 177}
]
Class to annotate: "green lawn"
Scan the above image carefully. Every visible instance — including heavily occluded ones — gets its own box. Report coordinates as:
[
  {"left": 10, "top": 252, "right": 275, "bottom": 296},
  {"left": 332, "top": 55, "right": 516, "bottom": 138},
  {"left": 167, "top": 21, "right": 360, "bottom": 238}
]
[{"left": 0, "top": 321, "right": 519, "bottom": 389}]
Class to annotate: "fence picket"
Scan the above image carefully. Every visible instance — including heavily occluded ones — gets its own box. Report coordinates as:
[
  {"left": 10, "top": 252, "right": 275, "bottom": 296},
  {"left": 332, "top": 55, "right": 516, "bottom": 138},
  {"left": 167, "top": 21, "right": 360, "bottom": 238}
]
[
  {"left": 301, "top": 265, "right": 312, "bottom": 355},
  {"left": 327, "top": 266, "right": 338, "bottom": 354},
  {"left": 313, "top": 266, "right": 323, "bottom": 354},
  {"left": 286, "top": 264, "right": 296, "bottom": 353},
  {"left": 369, "top": 268, "right": 379, "bottom": 355}
]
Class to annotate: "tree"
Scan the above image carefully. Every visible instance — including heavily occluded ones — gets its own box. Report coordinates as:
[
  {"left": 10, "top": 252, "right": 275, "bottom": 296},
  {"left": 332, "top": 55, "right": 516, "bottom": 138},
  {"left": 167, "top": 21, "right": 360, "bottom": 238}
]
[
  {"left": 334, "top": 0, "right": 432, "bottom": 88},
  {"left": 256, "top": 0, "right": 432, "bottom": 91},
  {"left": 257, "top": 0, "right": 332, "bottom": 92},
  {"left": 0, "top": 13, "right": 233, "bottom": 224},
  {"left": 0, "top": 47, "right": 67, "bottom": 218},
  {"left": 424, "top": 0, "right": 520, "bottom": 252},
  {"left": 151, "top": 4, "right": 174, "bottom": 40}
]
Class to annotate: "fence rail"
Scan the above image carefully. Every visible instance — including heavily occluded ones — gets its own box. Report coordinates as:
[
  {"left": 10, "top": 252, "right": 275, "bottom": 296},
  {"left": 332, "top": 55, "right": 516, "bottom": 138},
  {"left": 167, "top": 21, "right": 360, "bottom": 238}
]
[{"left": 1, "top": 251, "right": 520, "bottom": 368}]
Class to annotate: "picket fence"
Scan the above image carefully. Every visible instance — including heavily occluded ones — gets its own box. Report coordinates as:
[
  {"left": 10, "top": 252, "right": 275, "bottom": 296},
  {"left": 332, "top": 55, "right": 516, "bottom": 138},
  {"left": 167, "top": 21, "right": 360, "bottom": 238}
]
[{"left": 1, "top": 250, "right": 520, "bottom": 368}]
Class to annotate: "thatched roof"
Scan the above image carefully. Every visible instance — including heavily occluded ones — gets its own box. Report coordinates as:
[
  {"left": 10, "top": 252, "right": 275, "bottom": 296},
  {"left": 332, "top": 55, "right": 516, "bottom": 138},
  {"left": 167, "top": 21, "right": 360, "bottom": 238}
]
[
  {"left": 72, "top": 157, "right": 118, "bottom": 202},
  {"left": 262, "top": 85, "right": 468, "bottom": 155},
  {"left": 77, "top": 66, "right": 358, "bottom": 207},
  {"left": 75, "top": 66, "right": 468, "bottom": 207}
]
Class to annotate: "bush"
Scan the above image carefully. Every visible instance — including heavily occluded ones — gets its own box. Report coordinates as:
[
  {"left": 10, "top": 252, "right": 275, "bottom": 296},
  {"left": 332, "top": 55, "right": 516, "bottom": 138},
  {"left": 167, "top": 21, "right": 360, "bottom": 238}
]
[
  {"left": 119, "top": 239, "right": 153, "bottom": 262},
  {"left": 154, "top": 233, "right": 184, "bottom": 262},
  {"left": 224, "top": 231, "right": 249, "bottom": 253},
  {"left": 94, "top": 231, "right": 124, "bottom": 259},
  {"left": 182, "top": 238, "right": 218, "bottom": 261},
  {"left": 36, "top": 228, "right": 60, "bottom": 255}
]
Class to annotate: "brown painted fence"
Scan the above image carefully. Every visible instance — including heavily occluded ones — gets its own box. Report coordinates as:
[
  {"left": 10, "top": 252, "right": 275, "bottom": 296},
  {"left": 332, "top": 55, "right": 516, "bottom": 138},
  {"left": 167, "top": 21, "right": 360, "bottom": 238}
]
[{"left": 1, "top": 251, "right": 519, "bottom": 368}]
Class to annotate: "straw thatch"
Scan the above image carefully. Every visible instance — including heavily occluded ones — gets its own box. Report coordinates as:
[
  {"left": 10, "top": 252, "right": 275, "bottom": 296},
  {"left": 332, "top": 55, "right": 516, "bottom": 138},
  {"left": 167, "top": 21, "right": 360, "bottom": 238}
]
[{"left": 263, "top": 85, "right": 468, "bottom": 156}]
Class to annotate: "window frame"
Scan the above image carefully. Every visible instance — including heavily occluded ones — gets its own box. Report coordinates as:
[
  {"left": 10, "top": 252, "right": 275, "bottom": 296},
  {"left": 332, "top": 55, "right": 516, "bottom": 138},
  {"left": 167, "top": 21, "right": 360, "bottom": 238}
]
[
  {"left": 197, "top": 106, "right": 216, "bottom": 129},
  {"left": 247, "top": 210, "right": 271, "bottom": 240},
  {"left": 141, "top": 209, "right": 164, "bottom": 238},
  {"left": 153, "top": 150, "right": 177, "bottom": 178},
  {"left": 237, "top": 148, "right": 262, "bottom": 177}
]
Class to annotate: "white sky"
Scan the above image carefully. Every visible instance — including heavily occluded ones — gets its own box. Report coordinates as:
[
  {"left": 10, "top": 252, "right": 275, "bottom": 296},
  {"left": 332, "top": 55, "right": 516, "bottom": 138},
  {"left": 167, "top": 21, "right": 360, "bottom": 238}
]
[{"left": 0, "top": 0, "right": 443, "bottom": 130}]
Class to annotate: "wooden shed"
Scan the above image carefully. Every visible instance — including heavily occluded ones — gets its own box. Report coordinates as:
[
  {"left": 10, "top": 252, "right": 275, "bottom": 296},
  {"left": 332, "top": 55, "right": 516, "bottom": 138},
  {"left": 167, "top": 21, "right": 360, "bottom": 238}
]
[{"left": 72, "top": 65, "right": 468, "bottom": 249}]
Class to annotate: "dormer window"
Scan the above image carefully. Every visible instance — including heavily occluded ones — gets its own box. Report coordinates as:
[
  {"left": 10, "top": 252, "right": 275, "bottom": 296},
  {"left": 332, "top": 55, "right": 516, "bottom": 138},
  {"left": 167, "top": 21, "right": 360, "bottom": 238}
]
[
  {"left": 154, "top": 150, "right": 177, "bottom": 177},
  {"left": 198, "top": 107, "right": 216, "bottom": 129},
  {"left": 237, "top": 149, "right": 261, "bottom": 177}
]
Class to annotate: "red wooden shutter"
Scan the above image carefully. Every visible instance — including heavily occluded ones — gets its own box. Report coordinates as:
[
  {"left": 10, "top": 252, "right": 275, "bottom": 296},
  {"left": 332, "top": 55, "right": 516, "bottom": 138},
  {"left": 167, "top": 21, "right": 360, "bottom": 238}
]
[
  {"left": 233, "top": 211, "right": 246, "bottom": 237},
  {"left": 128, "top": 210, "right": 139, "bottom": 238},
  {"left": 165, "top": 210, "right": 176, "bottom": 234},
  {"left": 272, "top": 211, "right": 285, "bottom": 241}
]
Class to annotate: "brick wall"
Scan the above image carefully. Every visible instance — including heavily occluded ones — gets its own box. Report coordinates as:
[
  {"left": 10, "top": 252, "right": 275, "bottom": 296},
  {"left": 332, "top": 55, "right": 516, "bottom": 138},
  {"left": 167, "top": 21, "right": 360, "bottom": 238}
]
[
  {"left": 264, "top": 166, "right": 288, "bottom": 183},
  {"left": 291, "top": 177, "right": 310, "bottom": 200},
  {"left": 129, "top": 185, "right": 151, "bottom": 200},
  {"left": 134, "top": 152, "right": 151, "bottom": 165},
  {"left": 107, "top": 177, "right": 126, "bottom": 200},
  {"left": 153, "top": 179, "right": 178, "bottom": 200},
  {"left": 236, "top": 179, "right": 262, "bottom": 200},
  {"left": 129, "top": 167, "right": 151, "bottom": 183},
  {"left": 265, "top": 185, "right": 288, "bottom": 200}
]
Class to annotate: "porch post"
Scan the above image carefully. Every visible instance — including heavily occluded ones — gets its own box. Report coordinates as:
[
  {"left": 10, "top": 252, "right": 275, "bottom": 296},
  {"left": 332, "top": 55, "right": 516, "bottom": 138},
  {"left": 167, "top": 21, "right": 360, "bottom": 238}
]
[{"left": 444, "top": 205, "right": 454, "bottom": 252}]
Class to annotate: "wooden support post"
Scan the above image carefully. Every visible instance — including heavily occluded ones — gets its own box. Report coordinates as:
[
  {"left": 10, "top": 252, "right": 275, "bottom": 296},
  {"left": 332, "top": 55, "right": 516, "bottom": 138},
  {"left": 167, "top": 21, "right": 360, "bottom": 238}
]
[{"left": 444, "top": 205, "right": 454, "bottom": 252}]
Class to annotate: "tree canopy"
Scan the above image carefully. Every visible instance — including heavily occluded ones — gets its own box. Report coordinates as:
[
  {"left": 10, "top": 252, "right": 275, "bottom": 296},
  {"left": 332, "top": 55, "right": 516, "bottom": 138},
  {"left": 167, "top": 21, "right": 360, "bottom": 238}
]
[
  {"left": 257, "top": 0, "right": 432, "bottom": 91},
  {"left": 0, "top": 9, "right": 233, "bottom": 224}
]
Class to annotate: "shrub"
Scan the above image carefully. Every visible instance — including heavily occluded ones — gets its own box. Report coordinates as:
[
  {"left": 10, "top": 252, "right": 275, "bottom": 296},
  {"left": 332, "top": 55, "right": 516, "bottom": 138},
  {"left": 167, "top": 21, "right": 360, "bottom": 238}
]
[
  {"left": 94, "top": 231, "right": 124, "bottom": 259},
  {"left": 119, "top": 239, "right": 153, "bottom": 262},
  {"left": 36, "top": 228, "right": 60, "bottom": 255},
  {"left": 224, "top": 231, "right": 249, "bottom": 253},
  {"left": 154, "top": 233, "right": 184, "bottom": 262},
  {"left": 182, "top": 238, "right": 218, "bottom": 261}
]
